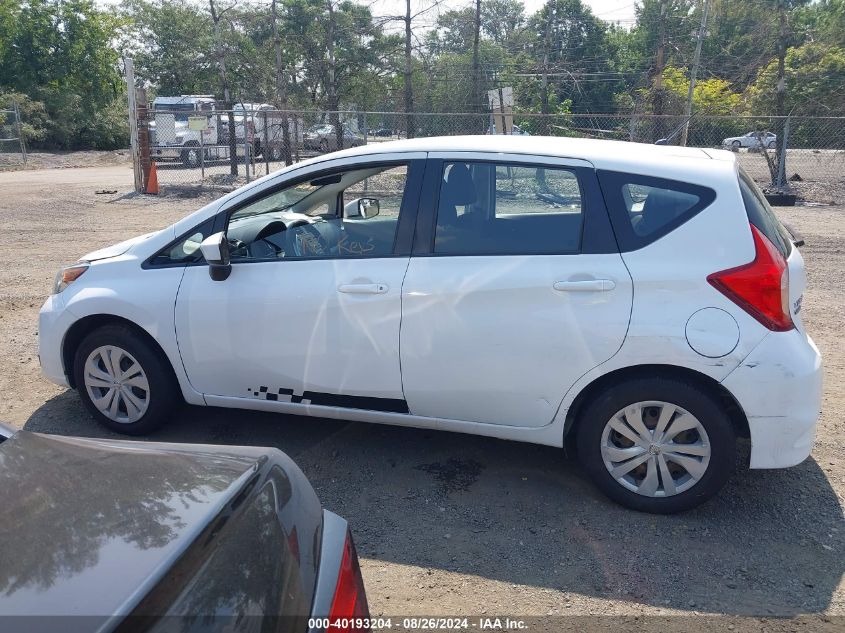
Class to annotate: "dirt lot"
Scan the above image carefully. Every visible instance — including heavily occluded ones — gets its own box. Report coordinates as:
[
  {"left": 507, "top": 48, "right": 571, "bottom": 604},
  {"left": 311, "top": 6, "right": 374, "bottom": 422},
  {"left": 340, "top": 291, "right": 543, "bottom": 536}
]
[{"left": 0, "top": 164, "right": 842, "bottom": 630}]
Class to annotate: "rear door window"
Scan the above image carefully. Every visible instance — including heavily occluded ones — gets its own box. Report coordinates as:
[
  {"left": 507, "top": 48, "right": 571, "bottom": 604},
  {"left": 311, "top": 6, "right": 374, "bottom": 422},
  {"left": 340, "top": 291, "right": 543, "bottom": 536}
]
[
  {"left": 737, "top": 167, "right": 792, "bottom": 257},
  {"left": 598, "top": 170, "right": 716, "bottom": 251},
  {"left": 434, "top": 161, "right": 584, "bottom": 255}
]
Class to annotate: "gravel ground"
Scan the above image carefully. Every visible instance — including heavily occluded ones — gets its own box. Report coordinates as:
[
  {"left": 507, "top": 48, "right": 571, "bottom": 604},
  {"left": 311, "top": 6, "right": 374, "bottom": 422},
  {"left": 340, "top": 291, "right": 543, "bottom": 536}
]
[
  {"left": 0, "top": 149, "right": 132, "bottom": 171},
  {"left": 0, "top": 164, "right": 842, "bottom": 630}
]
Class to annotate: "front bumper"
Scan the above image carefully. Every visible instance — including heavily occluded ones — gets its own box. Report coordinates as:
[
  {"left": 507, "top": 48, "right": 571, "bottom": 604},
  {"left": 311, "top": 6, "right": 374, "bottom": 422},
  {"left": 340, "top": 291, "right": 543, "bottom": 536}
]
[
  {"left": 721, "top": 329, "right": 823, "bottom": 469},
  {"left": 38, "top": 294, "right": 74, "bottom": 388}
]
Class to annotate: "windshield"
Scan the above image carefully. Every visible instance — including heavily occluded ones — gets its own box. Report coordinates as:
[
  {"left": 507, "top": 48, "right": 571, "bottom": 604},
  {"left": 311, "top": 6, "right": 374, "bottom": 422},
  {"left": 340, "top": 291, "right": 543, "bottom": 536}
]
[{"left": 230, "top": 182, "right": 320, "bottom": 220}]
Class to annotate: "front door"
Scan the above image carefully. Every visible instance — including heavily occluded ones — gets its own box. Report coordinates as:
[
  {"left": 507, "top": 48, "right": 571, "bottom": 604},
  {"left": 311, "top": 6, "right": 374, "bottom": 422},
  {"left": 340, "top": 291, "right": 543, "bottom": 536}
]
[
  {"left": 175, "top": 156, "right": 424, "bottom": 412},
  {"left": 400, "top": 154, "right": 632, "bottom": 427}
]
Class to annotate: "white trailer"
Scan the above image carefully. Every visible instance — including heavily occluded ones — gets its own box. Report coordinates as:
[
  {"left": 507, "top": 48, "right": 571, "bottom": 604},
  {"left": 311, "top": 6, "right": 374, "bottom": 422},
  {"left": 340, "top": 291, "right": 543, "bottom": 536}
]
[{"left": 151, "top": 95, "right": 252, "bottom": 167}]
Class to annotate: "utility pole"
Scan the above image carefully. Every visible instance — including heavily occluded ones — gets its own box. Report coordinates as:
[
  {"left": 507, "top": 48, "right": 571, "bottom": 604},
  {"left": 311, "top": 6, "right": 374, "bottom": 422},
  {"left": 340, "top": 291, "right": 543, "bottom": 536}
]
[
  {"left": 774, "top": 0, "right": 789, "bottom": 184},
  {"left": 776, "top": 0, "right": 787, "bottom": 118},
  {"left": 404, "top": 0, "right": 415, "bottom": 138},
  {"left": 540, "top": 1, "right": 553, "bottom": 136},
  {"left": 271, "top": 0, "right": 292, "bottom": 165},
  {"left": 653, "top": 0, "right": 668, "bottom": 141},
  {"left": 680, "top": 0, "right": 710, "bottom": 146},
  {"left": 209, "top": 0, "right": 238, "bottom": 175},
  {"left": 326, "top": 0, "right": 342, "bottom": 151},
  {"left": 471, "top": 0, "right": 481, "bottom": 116}
]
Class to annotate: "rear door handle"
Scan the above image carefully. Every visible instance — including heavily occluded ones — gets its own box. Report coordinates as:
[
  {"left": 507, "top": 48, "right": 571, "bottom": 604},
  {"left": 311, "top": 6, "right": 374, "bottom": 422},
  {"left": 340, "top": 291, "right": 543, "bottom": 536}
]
[
  {"left": 553, "top": 279, "right": 616, "bottom": 292},
  {"left": 337, "top": 283, "right": 389, "bottom": 295}
]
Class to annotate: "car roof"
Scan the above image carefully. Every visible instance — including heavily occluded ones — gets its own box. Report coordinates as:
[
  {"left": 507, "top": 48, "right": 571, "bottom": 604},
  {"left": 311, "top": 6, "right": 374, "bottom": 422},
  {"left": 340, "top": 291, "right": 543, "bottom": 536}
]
[
  {"left": 0, "top": 432, "right": 283, "bottom": 624},
  {"left": 171, "top": 134, "right": 737, "bottom": 237},
  {"left": 321, "top": 135, "right": 734, "bottom": 172}
]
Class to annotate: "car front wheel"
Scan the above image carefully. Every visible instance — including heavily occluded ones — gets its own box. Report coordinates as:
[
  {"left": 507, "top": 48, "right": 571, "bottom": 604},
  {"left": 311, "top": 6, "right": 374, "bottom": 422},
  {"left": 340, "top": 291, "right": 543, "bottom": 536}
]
[
  {"left": 576, "top": 377, "right": 735, "bottom": 513},
  {"left": 731, "top": 140, "right": 741, "bottom": 148},
  {"left": 73, "top": 325, "right": 178, "bottom": 435}
]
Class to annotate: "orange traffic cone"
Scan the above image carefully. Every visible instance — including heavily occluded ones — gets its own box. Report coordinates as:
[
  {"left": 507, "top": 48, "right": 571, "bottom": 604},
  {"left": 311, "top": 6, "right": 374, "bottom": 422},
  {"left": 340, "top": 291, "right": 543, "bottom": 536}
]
[{"left": 145, "top": 161, "right": 160, "bottom": 195}]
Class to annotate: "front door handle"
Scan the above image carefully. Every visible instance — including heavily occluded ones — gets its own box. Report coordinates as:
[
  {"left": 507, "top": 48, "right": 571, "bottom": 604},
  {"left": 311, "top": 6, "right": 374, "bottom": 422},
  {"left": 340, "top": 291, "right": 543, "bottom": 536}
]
[
  {"left": 337, "top": 283, "right": 389, "bottom": 295},
  {"left": 553, "top": 279, "right": 616, "bottom": 292}
]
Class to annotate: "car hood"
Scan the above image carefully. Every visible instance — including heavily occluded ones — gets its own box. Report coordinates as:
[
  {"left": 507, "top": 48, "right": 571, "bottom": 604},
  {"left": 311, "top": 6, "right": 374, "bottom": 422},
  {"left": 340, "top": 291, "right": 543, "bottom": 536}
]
[
  {"left": 81, "top": 232, "right": 159, "bottom": 262},
  {"left": 0, "top": 432, "right": 322, "bottom": 624}
]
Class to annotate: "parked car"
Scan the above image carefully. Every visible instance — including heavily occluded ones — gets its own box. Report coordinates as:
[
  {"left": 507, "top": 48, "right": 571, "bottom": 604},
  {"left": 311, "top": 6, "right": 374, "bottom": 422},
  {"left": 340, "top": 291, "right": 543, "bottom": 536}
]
[
  {"left": 487, "top": 123, "right": 530, "bottom": 136},
  {"left": 371, "top": 128, "right": 393, "bottom": 137},
  {"left": 304, "top": 124, "right": 365, "bottom": 152},
  {"left": 39, "top": 136, "right": 822, "bottom": 513},
  {"left": 0, "top": 421, "right": 369, "bottom": 629},
  {"left": 722, "top": 131, "right": 777, "bottom": 149}
]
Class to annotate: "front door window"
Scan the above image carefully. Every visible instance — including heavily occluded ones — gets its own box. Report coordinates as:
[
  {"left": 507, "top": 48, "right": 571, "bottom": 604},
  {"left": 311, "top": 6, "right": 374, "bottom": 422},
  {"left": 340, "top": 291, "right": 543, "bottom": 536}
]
[{"left": 227, "top": 165, "right": 409, "bottom": 261}]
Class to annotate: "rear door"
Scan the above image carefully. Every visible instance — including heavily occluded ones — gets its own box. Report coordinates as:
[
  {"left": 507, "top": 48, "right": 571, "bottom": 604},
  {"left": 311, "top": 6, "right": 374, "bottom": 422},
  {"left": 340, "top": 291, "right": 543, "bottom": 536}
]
[{"left": 399, "top": 153, "right": 633, "bottom": 428}]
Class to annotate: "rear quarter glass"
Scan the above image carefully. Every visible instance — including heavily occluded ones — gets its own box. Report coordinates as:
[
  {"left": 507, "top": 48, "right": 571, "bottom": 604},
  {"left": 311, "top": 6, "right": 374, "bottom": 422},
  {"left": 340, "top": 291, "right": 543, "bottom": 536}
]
[
  {"left": 737, "top": 167, "right": 792, "bottom": 258},
  {"left": 596, "top": 170, "right": 717, "bottom": 251}
]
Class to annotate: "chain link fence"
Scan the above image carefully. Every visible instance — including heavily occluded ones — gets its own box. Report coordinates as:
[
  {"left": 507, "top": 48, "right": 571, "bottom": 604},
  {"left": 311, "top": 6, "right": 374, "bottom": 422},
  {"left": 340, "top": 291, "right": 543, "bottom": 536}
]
[
  {"left": 0, "top": 102, "right": 27, "bottom": 167},
  {"left": 135, "top": 108, "right": 845, "bottom": 204}
]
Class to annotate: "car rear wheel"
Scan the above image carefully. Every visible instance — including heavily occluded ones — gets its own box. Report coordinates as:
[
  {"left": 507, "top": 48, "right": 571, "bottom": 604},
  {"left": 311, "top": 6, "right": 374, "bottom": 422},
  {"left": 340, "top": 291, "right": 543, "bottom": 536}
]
[
  {"left": 319, "top": 139, "right": 329, "bottom": 153},
  {"left": 576, "top": 377, "right": 735, "bottom": 513},
  {"left": 767, "top": 140, "right": 776, "bottom": 149},
  {"left": 73, "top": 325, "right": 178, "bottom": 435}
]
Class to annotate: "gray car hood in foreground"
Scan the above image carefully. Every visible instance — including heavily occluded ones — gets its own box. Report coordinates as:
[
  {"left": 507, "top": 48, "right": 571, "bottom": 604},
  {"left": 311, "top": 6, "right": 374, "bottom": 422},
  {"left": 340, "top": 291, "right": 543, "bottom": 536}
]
[{"left": 0, "top": 432, "right": 322, "bottom": 628}]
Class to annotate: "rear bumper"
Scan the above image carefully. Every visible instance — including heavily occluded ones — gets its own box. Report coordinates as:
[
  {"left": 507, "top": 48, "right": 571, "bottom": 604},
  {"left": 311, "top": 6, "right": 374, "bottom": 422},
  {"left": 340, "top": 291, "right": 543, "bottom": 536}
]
[{"left": 722, "top": 329, "right": 823, "bottom": 469}]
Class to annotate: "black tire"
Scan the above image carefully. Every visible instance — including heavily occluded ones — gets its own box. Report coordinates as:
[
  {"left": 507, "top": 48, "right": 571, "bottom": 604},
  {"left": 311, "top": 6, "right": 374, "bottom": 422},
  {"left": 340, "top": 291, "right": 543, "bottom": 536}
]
[
  {"left": 767, "top": 140, "right": 776, "bottom": 149},
  {"left": 319, "top": 139, "right": 329, "bottom": 153},
  {"left": 270, "top": 146, "right": 282, "bottom": 161},
  {"left": 575, "top": 377, "right": 736, "bottom": 514},
  {"left": 73, "top": 324, "right": 178, "bottom": 435},
  {"left": 731, "top": 140, "right": 741, "bottom": 149},
  {"left": 181, "top": 144, "right": 201, "bottom": 168}
]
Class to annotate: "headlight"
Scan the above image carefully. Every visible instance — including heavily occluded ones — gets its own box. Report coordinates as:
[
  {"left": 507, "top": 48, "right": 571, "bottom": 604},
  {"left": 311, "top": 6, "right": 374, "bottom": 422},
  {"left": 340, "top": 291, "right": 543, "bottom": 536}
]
[{"left": 53, "top": 263, "right": 89, "bottom": 294}]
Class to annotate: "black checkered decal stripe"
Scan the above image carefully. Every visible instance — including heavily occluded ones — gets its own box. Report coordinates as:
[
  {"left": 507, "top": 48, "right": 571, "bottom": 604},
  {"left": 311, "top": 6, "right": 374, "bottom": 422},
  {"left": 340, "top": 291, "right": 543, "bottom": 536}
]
[
  {"left": 248, "top": 386, "right": 408, "bottom": 413},
  {"left": 250, "top": 386, "right": 299, "bottom": 402}
]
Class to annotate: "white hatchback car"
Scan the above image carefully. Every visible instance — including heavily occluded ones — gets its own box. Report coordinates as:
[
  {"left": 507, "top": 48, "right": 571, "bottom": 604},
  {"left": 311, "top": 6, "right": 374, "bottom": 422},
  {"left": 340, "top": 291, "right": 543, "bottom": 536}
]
[{"left": 39, "top": 136, "right": 822, "bottom": 513}]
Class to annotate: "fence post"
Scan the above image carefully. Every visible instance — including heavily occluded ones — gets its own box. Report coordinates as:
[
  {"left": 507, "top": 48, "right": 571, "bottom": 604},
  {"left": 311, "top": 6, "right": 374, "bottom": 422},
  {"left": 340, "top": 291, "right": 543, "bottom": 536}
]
[
  {"left": 363, "top": 112, "right": 368, "bottom": 146},
  {"left": 137, "top": 88, "right": 151, "bottom": 193},
  {"left": 777, "top": 115, "right": 790, "bottom": 189},
  {"left": 244, "top": 141, "right": 250, "bottom": 183},
  {"left": 13, "top": 100, "right": 27, "bottom": 165},
  {"left": 125, "top": 58, "right": 141, "bottom": 192},
  {"left": 263, "top": 110, "right": 270, "bottom": 176},
  {"left": 200, "top": 127, "right": 205, "bottom": 181}
]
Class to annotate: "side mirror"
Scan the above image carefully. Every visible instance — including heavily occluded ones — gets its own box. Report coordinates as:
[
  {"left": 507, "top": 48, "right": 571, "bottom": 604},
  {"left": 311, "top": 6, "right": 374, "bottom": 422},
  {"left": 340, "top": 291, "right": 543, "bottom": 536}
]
[
  {"left": 344, "top": 197, "right": 380, "bottom": 219},
  {"left": 357, "top": 197, "right": 380, "bottom": 219},
  {"left": 200, "top": 232, "right": 232, "bottom": 281}
]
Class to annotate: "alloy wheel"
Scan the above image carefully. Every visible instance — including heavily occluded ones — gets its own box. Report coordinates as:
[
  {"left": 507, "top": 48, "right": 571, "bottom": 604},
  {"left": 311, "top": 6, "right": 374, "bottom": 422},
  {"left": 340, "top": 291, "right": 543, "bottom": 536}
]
[
  {"left": 83, "top": 345, "right": 150, "bottom": 424},
  {"left": 600, "top": 401, "right": 711, "bottom": 497}
]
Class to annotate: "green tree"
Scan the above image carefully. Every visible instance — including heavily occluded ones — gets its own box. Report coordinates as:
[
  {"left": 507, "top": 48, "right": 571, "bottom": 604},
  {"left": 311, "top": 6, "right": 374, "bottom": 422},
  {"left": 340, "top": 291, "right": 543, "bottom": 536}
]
[
  {"left": 522, "top": 0, "right": 620, "bottom": 114},
  {"left": 0, "top": 0, "right": 126, "bottom": 149},
  {"left": 745, "top": 43, "right": 845, "bottom": 116},
  {"left": 120, "top": 0, "right": 216, "bottom": 96}
]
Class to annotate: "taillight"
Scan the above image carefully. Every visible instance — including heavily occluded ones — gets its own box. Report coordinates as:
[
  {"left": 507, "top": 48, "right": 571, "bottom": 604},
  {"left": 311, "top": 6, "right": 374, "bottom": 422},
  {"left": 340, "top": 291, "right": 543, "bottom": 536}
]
[
  {"left": 707, "top": 223, "right": 793, "bottom": 331},
  {"left": 328, "top": 530, "right": 370, "bottom": 632}
]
